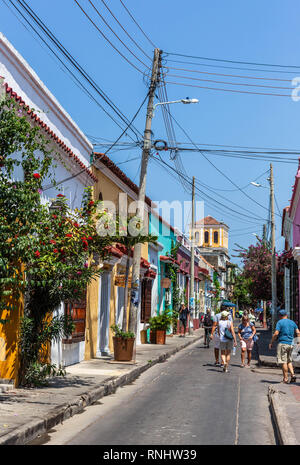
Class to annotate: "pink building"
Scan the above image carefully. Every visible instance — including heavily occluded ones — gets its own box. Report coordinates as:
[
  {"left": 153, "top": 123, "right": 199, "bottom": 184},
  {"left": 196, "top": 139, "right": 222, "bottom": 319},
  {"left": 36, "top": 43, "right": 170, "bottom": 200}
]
[{"left": 281, "top": 161, "right": 300, "bottom": 325}]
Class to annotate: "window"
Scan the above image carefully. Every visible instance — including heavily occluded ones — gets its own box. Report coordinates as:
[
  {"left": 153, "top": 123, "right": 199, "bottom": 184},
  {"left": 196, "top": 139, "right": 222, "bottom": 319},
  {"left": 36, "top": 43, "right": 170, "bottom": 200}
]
[
  {"left": 204, "top": 231, "right": 209, "bottom": 243},
  {"left": 214, "top": 231, "right": 219, "bottom": 244},
  {"left": 195, "top": 231, "right": 199, "bottom": 243}
]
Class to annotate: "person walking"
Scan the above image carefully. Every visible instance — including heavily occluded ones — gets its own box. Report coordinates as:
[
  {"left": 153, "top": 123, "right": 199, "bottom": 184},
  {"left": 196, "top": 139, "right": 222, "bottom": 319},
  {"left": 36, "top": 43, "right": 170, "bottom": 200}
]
[
  {"left": 179, "top": 303, "right": 189, "bottom": 337},
  {"left": 211, "top": 310, "right": 237, "bottom": 373},
  {"left": 269, "top": 309, "right": 300, "bottom": 383},
  {"left": 203, "top": 309, "right": 213, "bottom": 348},
  {"left": 238, "top": 314, "right": 256, "bottom": 368}
]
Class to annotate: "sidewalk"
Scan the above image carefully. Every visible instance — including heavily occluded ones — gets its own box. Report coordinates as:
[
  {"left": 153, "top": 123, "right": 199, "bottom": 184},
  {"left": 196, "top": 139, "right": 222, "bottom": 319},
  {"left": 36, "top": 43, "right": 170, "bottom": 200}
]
[
  {"left": 0, "top": 329, "right": 203, "bottom": 445},
  {"left": 255, "top": 324, "right": 300, "bottom": 444}
]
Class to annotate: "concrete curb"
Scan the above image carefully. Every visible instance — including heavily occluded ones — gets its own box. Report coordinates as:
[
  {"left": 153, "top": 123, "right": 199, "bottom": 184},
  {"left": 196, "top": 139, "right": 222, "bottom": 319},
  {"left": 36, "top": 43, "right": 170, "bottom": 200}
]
[
  {"left": 268, "top": 386, "right": 298, "bottom": 445},
  {"left": 0, "top": 334, "right": 203, "bottom": 445}
]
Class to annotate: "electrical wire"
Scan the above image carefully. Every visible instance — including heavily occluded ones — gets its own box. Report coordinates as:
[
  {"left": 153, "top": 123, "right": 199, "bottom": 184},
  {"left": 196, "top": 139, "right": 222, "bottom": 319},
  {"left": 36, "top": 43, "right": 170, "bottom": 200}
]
[
  {"left": 164, "top": 58, "right": 299, "bottom": 75},
  {"left": 163, "top": 65, "right": 291, "bottom": 82},
  {"left": 164, "top": 80, "right": 291, "bottom": 98},
  {"left": 42, "top": 91, "right": 148, "bottom": 191},
  {"left": 119, "top": 0, "right": 156, "bottom": 49},
  {"left": 99, "top": 0, "right": 152, "bottom": 61},
  {"left": 11, "top": 0, "right": 144, "bottom": 142},
  {"left": 164, "top": 51, "right": 300, "bottom": 70},
  {"left": 159, "top": 105, "right": 288, "bottom": 217},
  {"left": 73, "top": 0, "right": 145, "bottom": 75},
  {"left": 152, "top": 154, "right": 268, "bottom": 223},
  {"left": 86, "top": 0, "right": 150, "bottom": 70},
  {"left": 166, "top": 73, "right": 293, "bottom": 91}
]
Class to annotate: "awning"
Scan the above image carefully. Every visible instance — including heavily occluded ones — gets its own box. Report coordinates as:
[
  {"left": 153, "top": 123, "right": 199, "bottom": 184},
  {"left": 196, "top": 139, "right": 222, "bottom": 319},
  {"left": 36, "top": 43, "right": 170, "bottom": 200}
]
[{"left": 222, "top": 300, "right": 236, "bottom": 307}]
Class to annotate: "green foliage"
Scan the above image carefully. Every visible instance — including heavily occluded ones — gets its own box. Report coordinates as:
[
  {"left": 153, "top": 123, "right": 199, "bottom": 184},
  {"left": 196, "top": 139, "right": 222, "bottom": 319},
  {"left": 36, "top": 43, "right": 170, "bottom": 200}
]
[
  {"left": 149, "top": 309, "right": 172, "bottom": 331},
  {"left": 23, "top": 362, "right": 66, "bottom": 387},
  {"left": 19, "top": 314, "right": 74, "bottom": 386},
  {"left": 110, "top": 324, "right": 135, "bottom": 339},
  {"left": 0, "top": 96, "right": 118, "bottom": 385},
  {"left": 233, "top": 273, "right": 253, "bottom": 308}
]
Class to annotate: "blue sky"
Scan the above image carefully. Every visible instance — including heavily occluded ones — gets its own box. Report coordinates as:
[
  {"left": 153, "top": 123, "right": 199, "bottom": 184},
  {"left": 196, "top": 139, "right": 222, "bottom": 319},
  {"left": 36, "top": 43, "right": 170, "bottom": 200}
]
[{"left": 1, "top": 0, "right": 300, "bottom": 262}]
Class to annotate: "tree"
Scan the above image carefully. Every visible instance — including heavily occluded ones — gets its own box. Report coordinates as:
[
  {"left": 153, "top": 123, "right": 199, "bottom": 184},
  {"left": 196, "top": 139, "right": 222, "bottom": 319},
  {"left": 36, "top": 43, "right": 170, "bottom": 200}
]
[
  {"left": 233, "top": 273, "right": 253, "bottom": 309},
  {"left": 237, "top": 238, "right": 272, "bottom": 302},
  {"left": 0, "top": 96, "right": 115, "bottom": 385}
]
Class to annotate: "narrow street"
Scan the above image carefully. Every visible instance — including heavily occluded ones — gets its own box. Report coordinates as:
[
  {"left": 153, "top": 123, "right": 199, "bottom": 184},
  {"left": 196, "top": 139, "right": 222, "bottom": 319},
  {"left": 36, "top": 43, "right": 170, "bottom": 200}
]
[{"left": 34, "top": 337, "right": 277, "bottom": 446}]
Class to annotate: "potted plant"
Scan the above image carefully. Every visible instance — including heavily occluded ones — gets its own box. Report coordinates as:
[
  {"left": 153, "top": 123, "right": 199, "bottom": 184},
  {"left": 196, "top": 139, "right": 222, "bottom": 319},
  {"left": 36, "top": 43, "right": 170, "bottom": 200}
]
[
  {"left": 110, "top": 324, "right": 135, "bottom": 361},
  {"left": 149, "top": 310, "right": 172, "bottom": 345}
]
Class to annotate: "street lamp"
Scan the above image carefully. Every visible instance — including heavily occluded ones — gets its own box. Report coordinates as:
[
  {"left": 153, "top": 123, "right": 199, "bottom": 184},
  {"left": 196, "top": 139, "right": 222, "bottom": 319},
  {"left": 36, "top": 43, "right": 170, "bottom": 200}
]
[{"left": 152, "top": 97, "right": 199, "bottom": 116}]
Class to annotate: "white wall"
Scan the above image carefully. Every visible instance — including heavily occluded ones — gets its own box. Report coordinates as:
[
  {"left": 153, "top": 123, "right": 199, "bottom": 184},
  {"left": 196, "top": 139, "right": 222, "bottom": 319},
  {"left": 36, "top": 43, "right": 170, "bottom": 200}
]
[{"left": 0, "top": 33, "right": 95, "bottom": 367}]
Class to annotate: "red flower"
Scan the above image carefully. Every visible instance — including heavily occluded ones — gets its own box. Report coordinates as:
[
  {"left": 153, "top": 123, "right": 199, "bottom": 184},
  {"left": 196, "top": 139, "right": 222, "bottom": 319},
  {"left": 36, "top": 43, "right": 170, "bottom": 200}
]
[
  {"left": 74, "top": 222, "right": 79, "bottom": 228},
  {"left": 65, "top": 233, "right": 72, "bottom": 238},
  {"left": 87, "top": 236, "right": 93, "bottom": 241},
  {"left": 53, "top": 249, "right": 58, "bottom": 253},
  {"left": 57, "top": 194, "right": 64, "bottom": 197},
  {"left": 50, "top": 240, "right": 56, "bottom": 244},
  {"left": 33, "top": 173, "right": 41, "bottom": 179},
  {"left": 88, "top": 201, "right": 94, "bottom": 206},
  {"left": 34, "top": 251, "right": 40, "bottom": 258},
  {"left": 52, "top": 215, "right": 57, "bottom": 219}
]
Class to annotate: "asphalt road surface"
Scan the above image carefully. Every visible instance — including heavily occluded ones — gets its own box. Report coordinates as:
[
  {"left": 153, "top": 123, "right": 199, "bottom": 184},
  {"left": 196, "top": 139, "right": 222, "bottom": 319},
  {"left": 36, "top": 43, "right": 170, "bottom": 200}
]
[{"left": 33, "top": 336, "right": 278, "bottom": 446}]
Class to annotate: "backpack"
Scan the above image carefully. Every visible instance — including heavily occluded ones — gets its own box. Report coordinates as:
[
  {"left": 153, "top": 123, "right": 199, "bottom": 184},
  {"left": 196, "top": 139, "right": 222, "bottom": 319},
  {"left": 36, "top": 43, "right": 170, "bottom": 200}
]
[{"left": 204, "top": 314, "right": 213, "bottom": 327}]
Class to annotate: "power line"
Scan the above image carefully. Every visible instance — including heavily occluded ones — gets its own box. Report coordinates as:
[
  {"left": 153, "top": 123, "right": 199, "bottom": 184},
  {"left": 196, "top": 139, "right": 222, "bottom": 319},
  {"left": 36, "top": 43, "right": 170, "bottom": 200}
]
[
  {"left": 165, "top": 80, "right": 291, "bottom": 98},
  {"left": 86, "top": 0, "right": 150, "bottom": 70},
  {"left": 73, "top": 0, "right": 145, "bottom": 75},
  {"left": 159, "top": 104, "right": 283, "bottom": 217},
  {"left": 99, "top": 0, "right": 152, "bottom": 61},
  {"left": 119, "top": 0, "right": 156, "bottom": 49},
  {"left": 152, "top": 154, "right": 268, "bottom": 223},
  {"left": 166, "top": 73, "right": 293, "bottom": 91},
  {"left": 164, "top": 51, "right": 300, "bottom": 70},
  {"left": 164, "top": 58, "right": 299, "bottom": 75},
  {"left": 11, "top": 0, "right": 144, "bottom": 142},
  {"left": 163, "top": 65, "right": 291, "bottom": 82},
  {"left": 42, "top": 91, "right": 149, "bottom": 191}
]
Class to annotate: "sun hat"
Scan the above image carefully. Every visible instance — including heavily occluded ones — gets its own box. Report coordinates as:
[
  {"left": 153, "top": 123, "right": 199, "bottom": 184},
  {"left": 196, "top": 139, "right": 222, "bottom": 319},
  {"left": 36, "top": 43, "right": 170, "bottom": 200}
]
[
  {"left": 279, "top": 309, "right": 287, "bottom": 316},
  {"left": 221, "top": 310, "right": 229, "bottom": 318}
]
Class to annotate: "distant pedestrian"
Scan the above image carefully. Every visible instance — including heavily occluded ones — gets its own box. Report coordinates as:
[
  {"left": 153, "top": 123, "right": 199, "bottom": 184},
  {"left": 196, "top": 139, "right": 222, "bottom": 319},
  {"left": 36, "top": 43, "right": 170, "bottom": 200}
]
[
  {"left": 259, "top": 311, "right": 264, "bottom": 327},
  {"left": 179, "top": 303, "right": 189, "bottom": 337},
  {"left": 213, "top": 323, "right": 221, "bottom": 366},
  {"left": 269, "top": 309, "right": 300, "bottom": 383},
  {"left": 238, "top": 315, "right": 256, "bottom": 367},
  {"left": 203, "top": 309, "right": 213, "bottom": 348},
  {"left": 211, "top": 310, "right": 237, "bottom": 373}
]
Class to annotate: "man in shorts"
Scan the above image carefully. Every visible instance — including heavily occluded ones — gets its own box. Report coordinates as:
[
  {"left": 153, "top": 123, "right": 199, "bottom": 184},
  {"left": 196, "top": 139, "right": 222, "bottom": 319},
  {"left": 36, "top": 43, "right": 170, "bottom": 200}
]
[{"left": 269, "top": 309, "right": 300, "bottom": 383}]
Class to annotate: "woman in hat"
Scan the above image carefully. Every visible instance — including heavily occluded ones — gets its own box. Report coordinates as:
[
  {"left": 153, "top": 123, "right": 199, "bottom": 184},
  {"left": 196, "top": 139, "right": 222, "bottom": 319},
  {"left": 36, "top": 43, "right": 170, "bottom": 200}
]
[{"left": 211, "top": 310, "right": 237, "bottom": 373}]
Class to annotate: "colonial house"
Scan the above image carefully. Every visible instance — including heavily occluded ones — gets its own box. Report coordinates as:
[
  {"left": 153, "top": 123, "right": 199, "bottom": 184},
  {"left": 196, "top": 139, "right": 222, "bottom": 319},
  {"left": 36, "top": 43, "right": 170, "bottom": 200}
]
[
  {"left": 85, "top": 153, "right": 156, "bottom": 357},
  {"left": 0, "top": 33, "right": 97, "bottom": 380}
]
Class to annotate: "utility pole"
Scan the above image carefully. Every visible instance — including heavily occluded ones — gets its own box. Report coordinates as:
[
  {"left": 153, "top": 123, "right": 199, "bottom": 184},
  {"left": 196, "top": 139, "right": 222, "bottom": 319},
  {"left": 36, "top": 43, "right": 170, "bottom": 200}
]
[
  {"left": 270, "top": 163, "right": 277, "bottom": 330},
  {"left": 189, "top": 176, "right": 195, "bottom": 334},
  {"left": 128, "top": 48, "right": 161, "bottom": 336},
  {"left": 262, "top": 224, "right": 267, "bottom": 328},
  {"left": 262, "top": 224, "right": 267, "bottom": 244}
]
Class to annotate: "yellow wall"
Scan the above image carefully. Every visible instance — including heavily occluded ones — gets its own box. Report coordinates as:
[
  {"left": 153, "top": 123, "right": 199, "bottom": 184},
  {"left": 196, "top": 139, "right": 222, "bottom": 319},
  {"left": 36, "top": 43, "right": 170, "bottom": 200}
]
[
  {"left": 85, "top": 166, "right": 149, "bottom": 359},
  {"left": 0, "top": 294, "right": 23, "bottom": 386}
]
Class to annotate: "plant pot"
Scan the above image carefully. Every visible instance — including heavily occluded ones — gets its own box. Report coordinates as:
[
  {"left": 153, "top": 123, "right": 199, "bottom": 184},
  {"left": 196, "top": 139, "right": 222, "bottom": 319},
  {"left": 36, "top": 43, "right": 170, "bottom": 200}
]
[
  {"left": 113, "top": 336, "right": 135, "bottom": 361},
  {"left": 156, "top": 329, "right": 166, "bottom": 345},
  {"left": 150, "top": 330, "right": 156, "bottom": 344},
  {"left": 140, "top": 329, "right": 147, "bottom": 344}
]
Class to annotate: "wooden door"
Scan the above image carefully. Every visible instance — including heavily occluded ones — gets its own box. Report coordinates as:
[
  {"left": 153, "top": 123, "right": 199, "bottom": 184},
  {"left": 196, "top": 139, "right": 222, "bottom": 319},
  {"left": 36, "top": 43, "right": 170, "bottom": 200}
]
[{"left": 141, "top": 280, "right": 153, "bottom": 323}]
